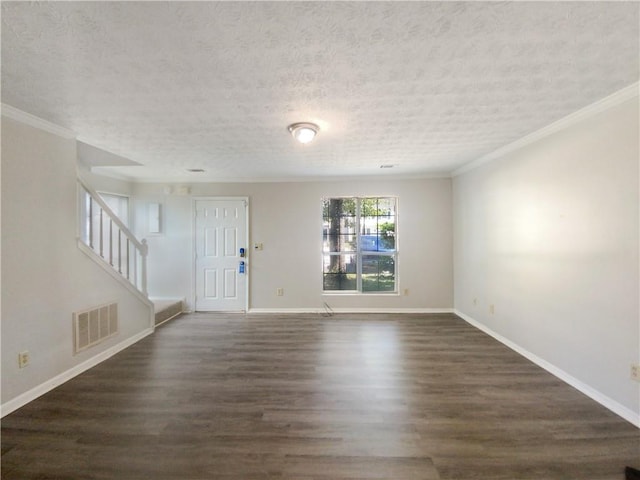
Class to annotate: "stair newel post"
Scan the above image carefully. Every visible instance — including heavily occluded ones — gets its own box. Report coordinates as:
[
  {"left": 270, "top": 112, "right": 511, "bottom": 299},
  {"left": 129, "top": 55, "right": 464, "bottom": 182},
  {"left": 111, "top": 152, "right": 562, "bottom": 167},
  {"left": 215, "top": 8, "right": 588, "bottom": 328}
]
[{"left": 141, "top": 238, "right": 148, "bottom": 296}]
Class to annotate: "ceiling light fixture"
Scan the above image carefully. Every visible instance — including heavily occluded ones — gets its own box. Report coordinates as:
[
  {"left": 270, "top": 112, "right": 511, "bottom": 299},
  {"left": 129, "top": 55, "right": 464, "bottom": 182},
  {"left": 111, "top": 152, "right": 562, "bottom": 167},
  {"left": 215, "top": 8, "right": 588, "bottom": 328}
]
[{"left": 288, "top": 122, "right": 319, "bottom": 144}]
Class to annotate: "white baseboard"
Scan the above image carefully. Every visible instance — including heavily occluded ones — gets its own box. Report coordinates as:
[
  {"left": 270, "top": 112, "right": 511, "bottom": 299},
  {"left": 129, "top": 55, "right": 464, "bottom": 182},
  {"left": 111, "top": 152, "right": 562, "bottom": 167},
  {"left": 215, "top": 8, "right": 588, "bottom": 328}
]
[
  {"left": 248, "top": 307, "right": 453, "bottom": 314},
  {"left": 1, "top": 328, "right": 154, "bottom": 418},
  {"left": 329, "top": 307, "right": 453, "bottom": 314},
  {"left": 248, "top": 308, "right": 320, "bottom": 314},
  {"left": 454, "top": 309, "right": 640, "bottom": 428}
]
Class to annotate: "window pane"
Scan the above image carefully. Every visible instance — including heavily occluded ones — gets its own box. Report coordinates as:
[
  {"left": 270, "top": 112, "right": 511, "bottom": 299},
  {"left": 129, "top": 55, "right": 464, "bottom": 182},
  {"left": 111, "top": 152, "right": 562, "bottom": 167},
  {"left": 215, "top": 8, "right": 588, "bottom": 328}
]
[
  {"left": 322, "top": 198, "right": 356, "bottom": 220},
  {"left": 376, "top": 198, "right": 396, "bottom": 216},
  {"left": 359, "top": 232, "right": 395, "bottom": 252},
  {"left": 362, "top": 254, "right": 395, "bottom": 292},
  {"left": 381, "top": 229, "right": 395, "bottom": 250},
  {"left": 360, "top": 234, "right": 381, "bottom": 252},
  {"left": 323, "top": 198, "right": 356, "bottom": 254},
  {"left": 323, "top": 234, "right": 356, "bottom": 252},
  {"left": 99, "top": 193, "right": 129, "bottom": 226},
  {"left": 359, "top": 197, "right": 396, "bottom": 217},
  {"left": 323, "top": 212, "right": 357, "bottom": 228},
  {"left": 360, "top": 197, "right": 395, "bottom": 252},
  {"left": 323, "top": 254, "right": 357, "bottom": 290}
]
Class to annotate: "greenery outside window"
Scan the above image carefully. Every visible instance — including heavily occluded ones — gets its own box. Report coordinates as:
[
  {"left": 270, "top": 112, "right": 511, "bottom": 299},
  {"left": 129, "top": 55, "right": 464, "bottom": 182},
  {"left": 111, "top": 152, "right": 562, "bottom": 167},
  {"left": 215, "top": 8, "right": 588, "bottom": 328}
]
[{"left": 322, "top": 197, "right": 397, "bottom": 293}]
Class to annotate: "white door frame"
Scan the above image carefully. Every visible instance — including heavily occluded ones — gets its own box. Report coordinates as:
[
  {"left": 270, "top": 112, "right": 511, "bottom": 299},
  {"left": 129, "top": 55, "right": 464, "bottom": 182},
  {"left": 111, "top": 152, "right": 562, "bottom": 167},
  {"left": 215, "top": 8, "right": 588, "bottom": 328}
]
[{"left": 191, "top": 196, "right": 250, "bottom": 312}]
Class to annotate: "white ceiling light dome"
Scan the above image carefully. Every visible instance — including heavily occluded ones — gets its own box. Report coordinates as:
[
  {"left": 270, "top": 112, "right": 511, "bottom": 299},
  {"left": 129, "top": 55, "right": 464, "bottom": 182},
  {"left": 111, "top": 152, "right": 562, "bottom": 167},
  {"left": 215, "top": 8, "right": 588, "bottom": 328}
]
[{"left": 288, "top": 122, "right": 319, "bottom": 144}]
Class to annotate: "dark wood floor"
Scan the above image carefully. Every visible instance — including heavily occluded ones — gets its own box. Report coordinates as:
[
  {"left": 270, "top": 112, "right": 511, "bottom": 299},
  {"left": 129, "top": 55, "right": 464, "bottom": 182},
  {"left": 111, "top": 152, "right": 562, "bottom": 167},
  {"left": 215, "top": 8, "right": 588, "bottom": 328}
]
[{"left": 2, "top": 313, "right": 639, "bottom": 479}]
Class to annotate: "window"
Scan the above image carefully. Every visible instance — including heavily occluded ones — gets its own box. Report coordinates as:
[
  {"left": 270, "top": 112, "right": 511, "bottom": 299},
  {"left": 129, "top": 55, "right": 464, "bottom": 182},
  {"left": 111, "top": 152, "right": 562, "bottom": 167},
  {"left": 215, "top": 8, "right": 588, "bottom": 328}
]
[
  {"left": 81, "top": 191, "right": 131, "bottom": 271},
  {"left": 98, "top": 193, "right": 129, "bottom": 226},
  {"left": 322, "top": 197, "right": 397, "bottom": 293}
]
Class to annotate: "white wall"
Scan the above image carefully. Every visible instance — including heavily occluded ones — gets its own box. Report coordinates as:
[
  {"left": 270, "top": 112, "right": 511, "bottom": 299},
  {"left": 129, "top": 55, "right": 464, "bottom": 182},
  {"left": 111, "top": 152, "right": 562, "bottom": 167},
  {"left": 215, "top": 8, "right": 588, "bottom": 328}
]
[
  {"left": 133, "top": 178, "right": 453, "bottom": 311},
  {"left": 1, "top": 117, "right": 153, "bottom": 408},
  {"left": 453, "top": 96, "right": 640, "bottom": 420},
  {"left": 77, "top": 160, "right": 135, "bottom": 198}
]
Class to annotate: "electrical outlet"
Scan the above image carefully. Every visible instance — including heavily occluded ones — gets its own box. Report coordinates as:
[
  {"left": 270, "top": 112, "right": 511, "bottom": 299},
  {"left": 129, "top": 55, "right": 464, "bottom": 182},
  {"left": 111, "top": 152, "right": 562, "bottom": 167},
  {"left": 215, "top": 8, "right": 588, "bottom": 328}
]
[
  {"left": 254, "top": 243, "right": 263, "bottom": 250},
  {"left": 473, "top": 298, "right": 477, "bottom": 306},
  {"left": 489, "top": 304, "right": 495, "bottom": 314},
  {"left": 403, "top": 288, "right": 409, "bottom": 296},
  {"left": 631, "top": 364, "right": 640, "bottom": 382},
  {"left": 276, "top": 288, "right": 284, "bottom": 296},
  {"left": 18, "top": 351, "right": 29, "bottom": 368}
]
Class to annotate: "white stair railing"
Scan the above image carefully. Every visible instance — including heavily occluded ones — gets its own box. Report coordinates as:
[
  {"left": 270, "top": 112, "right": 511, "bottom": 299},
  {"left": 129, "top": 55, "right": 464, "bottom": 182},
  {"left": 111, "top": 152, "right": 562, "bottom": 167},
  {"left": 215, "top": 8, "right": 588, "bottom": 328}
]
[{"left": 77, "top": 178, "right": 148, "bottom": 296}]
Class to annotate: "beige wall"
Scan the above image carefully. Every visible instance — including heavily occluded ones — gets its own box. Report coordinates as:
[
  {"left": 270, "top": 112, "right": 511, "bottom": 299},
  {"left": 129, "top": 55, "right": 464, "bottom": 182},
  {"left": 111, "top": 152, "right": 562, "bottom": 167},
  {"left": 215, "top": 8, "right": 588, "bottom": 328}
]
[
  {"left": 77, "top": 160, "right": 135, "bottom": 198},
  {"left": 133, "top": 177, "right": 453, "bottom": 311},
  {"left": 1, "top": 117, "right": 152, "bottom": 407},
  {"left": 453, "top": 97, "right": 640, "bottom": 418}
]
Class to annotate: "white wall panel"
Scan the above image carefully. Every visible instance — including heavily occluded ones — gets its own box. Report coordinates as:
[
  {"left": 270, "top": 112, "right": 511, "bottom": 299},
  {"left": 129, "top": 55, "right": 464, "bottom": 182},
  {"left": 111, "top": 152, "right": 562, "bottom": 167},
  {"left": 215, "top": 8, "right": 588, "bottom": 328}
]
[
  {"left": 1, "top": 117, "right": 152, "bottom": 407},
  {"left": 134, "top": 178, "right": 453, "bottom": 311},
  {"left": 453, "top": 97, "right": 639, "bottom": 418}
]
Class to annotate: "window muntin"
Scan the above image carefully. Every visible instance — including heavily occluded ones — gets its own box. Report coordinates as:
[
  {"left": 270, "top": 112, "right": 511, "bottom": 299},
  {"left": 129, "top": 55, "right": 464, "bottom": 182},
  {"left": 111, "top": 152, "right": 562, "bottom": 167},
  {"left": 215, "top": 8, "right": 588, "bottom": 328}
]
[
  {"left": 322, "top": 197, "right": 397, "bottom": 293},
  {"left": 322, "top": 253, "right": 357, "bottom": 290},
  {"left": 98, "top": 192, "right": 129, "bottom": 226},
  {"left": 362, "top": 254, "right": 396, "bottom": 292}
]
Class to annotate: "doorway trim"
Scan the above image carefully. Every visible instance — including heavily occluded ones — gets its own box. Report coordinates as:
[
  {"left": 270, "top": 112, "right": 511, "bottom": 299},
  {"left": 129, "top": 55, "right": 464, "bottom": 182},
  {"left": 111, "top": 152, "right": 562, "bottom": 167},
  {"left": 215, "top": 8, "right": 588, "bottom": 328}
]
[{"left": 191, "top": 196, "right": 250, "bottom": 312}]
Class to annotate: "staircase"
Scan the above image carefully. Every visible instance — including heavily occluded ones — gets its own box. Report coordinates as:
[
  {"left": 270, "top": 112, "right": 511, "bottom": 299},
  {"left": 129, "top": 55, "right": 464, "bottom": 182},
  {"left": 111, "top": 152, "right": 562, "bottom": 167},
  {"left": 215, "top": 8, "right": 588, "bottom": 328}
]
[
  {"left": 77, "top": 177, "right": 148, "bottom": 300},
  {"left": 77, "top": 177, "right": 183, "bottom": 327},
  {"left": 152, "top": 299, "right": 184, "bottom": 326}
]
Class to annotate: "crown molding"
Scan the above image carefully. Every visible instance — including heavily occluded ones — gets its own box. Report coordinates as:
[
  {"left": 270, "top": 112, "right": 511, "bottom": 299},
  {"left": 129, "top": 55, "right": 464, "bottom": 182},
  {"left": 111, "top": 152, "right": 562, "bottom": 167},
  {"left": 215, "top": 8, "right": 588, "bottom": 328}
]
[
  {"left": 1, "top": 104, "right": 76, "bottom": 139},
  {"left": 99, "top": 171, "right": 452, "bottom": 184},
  {"left": 452, "top": 82, "right": 640, "bottom": 177}
]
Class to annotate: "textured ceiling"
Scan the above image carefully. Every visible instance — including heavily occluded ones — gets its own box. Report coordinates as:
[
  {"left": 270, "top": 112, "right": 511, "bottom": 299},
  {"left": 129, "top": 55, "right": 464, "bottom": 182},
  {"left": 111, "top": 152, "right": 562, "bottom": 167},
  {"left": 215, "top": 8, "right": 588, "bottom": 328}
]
[{"left": 2, "top": 1, "right": 639, "bottom": 182}]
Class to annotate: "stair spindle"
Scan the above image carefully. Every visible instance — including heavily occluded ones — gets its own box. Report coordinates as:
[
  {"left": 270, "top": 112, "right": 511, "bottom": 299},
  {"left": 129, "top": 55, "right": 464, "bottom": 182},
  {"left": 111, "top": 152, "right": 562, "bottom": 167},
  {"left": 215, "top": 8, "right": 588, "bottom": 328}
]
[
  {"left": 118, "top": 230, "right": 122, "bottom": 274},
  {"left": 99, "top": 208, "right": 104, "bottom": 258},
  {"left": 109, "top": 219, "right": 114, "bottom": 266},
  {"left": 126, "top": 239, "right": 130, "bottom": 280}
]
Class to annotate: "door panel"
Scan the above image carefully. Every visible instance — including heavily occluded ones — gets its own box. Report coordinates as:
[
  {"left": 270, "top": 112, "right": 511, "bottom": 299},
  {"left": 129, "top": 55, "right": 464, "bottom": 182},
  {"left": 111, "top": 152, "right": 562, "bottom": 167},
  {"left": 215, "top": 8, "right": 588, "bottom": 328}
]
[
  {"left": 204, "top": 228, "right": 217, "bottom": 256},
  {"left": 195, "top": 199, "right": 247, "bottom": 311},
  {"left": 204, "top": 269, "right": 218, "bottom": 298},
  {"left": 223, "top": 269, "right": 237, "bottom": 298},
  {"left": 224, "top": 228, "right": 237, "bottom": 256}
]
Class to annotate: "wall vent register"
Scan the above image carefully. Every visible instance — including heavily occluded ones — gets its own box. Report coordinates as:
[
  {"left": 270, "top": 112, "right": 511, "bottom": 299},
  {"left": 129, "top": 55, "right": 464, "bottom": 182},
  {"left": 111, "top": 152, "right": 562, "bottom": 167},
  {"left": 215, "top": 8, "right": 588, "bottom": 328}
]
[{"left": 73, "top": 302, "right": 118, "bottom": 354}]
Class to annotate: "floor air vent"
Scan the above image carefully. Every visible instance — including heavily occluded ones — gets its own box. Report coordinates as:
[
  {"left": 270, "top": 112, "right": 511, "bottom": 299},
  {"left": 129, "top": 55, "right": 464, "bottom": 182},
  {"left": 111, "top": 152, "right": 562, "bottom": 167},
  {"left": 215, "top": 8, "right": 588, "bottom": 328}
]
[{"left": 73, "top": 302, "right": 118, "bottom": 354}]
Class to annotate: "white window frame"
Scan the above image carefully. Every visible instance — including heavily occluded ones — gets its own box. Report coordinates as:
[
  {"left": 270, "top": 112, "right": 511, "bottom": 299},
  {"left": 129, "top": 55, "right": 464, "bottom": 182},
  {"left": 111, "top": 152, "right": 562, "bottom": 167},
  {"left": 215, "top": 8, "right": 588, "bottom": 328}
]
[
  {"left": 322, "top": 196, "right": 398, "bottom": 295},
  {"left": 97, "top": 191, "right": 130, "bottom": 227}
]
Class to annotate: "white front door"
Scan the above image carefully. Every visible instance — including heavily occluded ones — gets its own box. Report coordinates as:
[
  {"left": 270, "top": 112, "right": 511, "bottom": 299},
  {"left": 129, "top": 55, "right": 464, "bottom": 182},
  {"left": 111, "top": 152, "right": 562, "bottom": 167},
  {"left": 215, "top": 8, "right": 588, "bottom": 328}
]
[{"left": 194, "top": 199, "right": 248, "bottom": 311}]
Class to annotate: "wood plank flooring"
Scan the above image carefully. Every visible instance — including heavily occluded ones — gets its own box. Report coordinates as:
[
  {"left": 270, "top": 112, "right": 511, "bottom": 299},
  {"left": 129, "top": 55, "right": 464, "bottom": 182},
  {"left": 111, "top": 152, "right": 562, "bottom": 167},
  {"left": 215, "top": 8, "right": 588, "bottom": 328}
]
[{"left": 2, "top": 313, "right": 639, "bottom": 479}]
